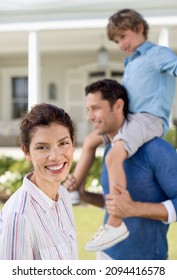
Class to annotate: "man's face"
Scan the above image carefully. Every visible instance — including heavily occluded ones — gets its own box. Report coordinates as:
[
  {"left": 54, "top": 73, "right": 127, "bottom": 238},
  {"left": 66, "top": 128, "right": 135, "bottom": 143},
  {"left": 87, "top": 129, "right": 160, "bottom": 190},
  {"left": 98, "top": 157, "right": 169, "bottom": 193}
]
[{"left": 85, "top": 91, "right": 120, "bottom": 139}]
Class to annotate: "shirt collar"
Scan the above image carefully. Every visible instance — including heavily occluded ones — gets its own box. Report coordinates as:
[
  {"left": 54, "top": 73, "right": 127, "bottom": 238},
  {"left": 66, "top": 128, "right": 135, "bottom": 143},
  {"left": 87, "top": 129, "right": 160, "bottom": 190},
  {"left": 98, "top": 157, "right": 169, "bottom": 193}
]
[
  {"left": 22, "top": 173, "right": 62, "bottom": 211},
  {"left": 124, "top": 41, "right": 155, "bottom": 66}
]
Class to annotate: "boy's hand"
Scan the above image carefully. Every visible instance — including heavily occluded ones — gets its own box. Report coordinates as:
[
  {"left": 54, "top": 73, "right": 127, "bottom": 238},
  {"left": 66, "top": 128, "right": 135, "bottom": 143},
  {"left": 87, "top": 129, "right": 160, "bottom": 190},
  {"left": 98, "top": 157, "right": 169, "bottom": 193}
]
[{"left": 63, "top": 174, "right": 77, "bottom": 191}]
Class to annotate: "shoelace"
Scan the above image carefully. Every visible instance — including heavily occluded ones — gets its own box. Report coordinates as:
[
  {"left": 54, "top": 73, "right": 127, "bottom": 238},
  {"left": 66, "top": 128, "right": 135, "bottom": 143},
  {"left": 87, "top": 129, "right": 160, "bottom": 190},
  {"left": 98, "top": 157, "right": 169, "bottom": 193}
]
[{"left": 91, "top": 224, "right": 108, "bottom": 240}]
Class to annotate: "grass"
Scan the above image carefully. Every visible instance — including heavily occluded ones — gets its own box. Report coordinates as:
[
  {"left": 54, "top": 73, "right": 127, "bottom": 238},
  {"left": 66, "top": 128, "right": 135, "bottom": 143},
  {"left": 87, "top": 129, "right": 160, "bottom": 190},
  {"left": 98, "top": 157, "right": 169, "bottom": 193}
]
[
  {"left": 167, "top": 222, "right": 177, "bottom": 259},
  {"left": 73, "top": 203, "right": 105, "bottom": 260},
  {"left": 73, "top": 204, "right": 177, "bottom": 260}
]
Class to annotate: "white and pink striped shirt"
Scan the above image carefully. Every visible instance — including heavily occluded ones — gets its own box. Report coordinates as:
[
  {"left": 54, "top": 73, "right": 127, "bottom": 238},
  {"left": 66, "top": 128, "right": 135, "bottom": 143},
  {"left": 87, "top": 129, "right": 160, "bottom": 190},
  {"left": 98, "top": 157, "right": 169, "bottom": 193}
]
[{"left": 0, "top": 174, "right": 78, "bottom": 260}]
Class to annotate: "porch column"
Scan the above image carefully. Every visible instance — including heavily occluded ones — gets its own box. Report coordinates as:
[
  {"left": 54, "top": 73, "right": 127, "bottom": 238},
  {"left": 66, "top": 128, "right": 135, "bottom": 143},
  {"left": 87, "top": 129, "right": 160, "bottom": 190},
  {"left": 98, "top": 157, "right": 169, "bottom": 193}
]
[
  {"left": 158, "top": 28, "right": 169, "bottom": 47},
  {"left": 28, "top": 31, "right": 41, "bottom": 111}
]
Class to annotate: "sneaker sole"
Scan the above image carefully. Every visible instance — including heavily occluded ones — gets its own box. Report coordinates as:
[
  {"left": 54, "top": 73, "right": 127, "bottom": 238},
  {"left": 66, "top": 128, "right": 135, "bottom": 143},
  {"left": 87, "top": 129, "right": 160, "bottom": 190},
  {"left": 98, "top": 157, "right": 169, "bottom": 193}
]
[{"left": 85, "top": 231, "right": 130, "bottom": 252}]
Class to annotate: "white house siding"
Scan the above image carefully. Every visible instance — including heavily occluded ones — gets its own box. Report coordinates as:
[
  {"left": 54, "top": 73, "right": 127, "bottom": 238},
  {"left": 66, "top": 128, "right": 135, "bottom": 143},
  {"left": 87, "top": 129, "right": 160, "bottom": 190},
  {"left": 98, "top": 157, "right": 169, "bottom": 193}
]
[{"left": 0, "top": 46, "right": 125, "bottom": 146}]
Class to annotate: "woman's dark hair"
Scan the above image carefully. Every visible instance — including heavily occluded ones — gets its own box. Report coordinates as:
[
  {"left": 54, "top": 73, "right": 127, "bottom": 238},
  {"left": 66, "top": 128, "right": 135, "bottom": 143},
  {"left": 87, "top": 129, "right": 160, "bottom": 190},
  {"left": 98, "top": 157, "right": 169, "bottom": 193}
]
[
  {"left": 85, "top": 79, "right": 129, "bottom": 118},
  {"left": 18, "top": 103, "right": 75, "bottom": 152}
]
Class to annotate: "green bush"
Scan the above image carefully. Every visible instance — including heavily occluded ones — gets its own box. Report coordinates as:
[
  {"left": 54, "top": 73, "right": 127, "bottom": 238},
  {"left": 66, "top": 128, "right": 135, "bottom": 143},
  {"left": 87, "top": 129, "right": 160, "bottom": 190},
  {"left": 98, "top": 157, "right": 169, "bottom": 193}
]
[
  {"left": 0, "top": 154, "right": 103, "bottom": 199},
  {"left": 164, "top": 126, "right": 177, "bottom": 148},
  {"left": 0, "top": 156, "right": 17, "bottom": 176},
  {"left": 0, "top": 157, "right": 32, "bottom": 197}
]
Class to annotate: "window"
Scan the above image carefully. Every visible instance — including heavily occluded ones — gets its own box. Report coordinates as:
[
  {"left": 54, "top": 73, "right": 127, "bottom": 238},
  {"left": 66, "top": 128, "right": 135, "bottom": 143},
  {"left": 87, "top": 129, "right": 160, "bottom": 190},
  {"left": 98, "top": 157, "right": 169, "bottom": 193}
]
[
  {"left": 88, "top": 70, "right": 123, "bottom": 84},
  {"left": 11, "top": 77, "right": 28, "bottom": 119},
  {"left": 48, "top": 82, "right": 57, "bottom": 100},
  {"left": 89, "top": 71, "right": 106, "bottom": 78}
]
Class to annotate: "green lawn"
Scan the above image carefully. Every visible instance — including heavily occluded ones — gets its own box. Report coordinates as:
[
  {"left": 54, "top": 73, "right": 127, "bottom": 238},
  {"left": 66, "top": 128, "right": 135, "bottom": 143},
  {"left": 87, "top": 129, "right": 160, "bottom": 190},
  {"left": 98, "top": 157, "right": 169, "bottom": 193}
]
[
  {"left": 73, "top": 204, "right": 105, "bottom": 260},
  {"left": 73, "top": 204, "right": 177, "bottom": 260}
]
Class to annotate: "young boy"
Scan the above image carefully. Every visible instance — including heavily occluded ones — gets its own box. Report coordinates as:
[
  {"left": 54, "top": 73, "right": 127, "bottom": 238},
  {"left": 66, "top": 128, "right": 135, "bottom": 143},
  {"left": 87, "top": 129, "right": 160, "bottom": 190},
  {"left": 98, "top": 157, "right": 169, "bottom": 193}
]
[{"left": 84, "top": 9, "right": 177, "bottom": 252}]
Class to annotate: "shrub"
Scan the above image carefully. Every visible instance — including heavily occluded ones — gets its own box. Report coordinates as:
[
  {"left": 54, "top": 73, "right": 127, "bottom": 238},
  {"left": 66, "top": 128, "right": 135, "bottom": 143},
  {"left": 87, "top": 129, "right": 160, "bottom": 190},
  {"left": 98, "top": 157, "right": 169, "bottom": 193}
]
[
  {"left": 0, "top": 154, "right": 103, "bottom": 202},
  {"left": 0, "top": 156, "right": 17, "bottom": 176},
  {"left": 0, "top": 157, "right": 32, "bottom": 200},
  {"left": 164, "top": 125, "right": 177, "bottom": 148}
]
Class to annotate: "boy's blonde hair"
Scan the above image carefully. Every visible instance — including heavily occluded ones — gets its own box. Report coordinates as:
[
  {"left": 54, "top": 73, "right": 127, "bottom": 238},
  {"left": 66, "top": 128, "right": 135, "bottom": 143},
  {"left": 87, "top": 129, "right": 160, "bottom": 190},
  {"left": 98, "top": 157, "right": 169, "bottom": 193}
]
[{"left": 107, "top": 9, "right": 149, "bottom": 41}]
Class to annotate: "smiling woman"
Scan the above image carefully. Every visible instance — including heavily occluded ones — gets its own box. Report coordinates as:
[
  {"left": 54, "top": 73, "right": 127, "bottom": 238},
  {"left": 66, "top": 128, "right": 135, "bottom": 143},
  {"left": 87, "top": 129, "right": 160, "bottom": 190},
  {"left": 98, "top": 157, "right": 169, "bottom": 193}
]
[{"left": 0, "top": 103, "right": 78, "bottom": 260}]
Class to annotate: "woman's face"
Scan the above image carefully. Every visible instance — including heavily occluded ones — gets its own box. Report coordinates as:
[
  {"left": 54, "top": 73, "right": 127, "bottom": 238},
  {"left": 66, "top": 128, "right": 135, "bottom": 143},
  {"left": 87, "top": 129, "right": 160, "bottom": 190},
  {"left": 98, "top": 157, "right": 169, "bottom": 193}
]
[{"left": 23, "top": 122, "right": 75, "bottom": 188}]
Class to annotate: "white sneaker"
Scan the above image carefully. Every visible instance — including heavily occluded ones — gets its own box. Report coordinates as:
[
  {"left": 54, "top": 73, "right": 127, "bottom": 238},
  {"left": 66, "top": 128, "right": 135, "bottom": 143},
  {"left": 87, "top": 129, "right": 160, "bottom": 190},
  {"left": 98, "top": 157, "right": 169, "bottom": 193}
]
[
  {"left": 69, "top": 191, "right": 80, "bottom": 205},
  {"left": 85, "top": 222, "right": 129, "bottom": 252}
]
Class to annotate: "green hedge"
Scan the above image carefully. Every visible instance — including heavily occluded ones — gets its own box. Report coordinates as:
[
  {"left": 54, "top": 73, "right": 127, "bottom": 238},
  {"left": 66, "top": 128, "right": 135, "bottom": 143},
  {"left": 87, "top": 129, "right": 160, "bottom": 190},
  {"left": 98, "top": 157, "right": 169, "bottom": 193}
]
[
  {"left": 0, "top": 157, "right": 32, "bottom": 198},
  {"left": 0, "top": 155, "right": 102, "bottom": 199},
  {"left": 164, "top": 126, "right": 177, "bottom": 148}
]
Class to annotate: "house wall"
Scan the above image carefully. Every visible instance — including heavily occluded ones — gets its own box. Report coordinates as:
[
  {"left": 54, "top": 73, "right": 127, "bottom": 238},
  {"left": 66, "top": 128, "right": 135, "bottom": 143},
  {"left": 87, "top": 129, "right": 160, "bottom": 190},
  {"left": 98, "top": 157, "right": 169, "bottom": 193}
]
[
  {"left": 0, "top": 49, "right": 177, "bottom": 146},
  {"left": 0, "top": 50, "right": 124, "bottom": 145}
]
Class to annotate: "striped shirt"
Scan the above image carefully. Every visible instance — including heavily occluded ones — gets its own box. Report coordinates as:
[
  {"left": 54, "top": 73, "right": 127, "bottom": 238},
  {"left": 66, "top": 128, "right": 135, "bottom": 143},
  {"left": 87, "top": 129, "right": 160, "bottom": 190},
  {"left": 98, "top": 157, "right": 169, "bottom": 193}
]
[{"left": 0, "top": 174, "right": 78, "bottom": 260}]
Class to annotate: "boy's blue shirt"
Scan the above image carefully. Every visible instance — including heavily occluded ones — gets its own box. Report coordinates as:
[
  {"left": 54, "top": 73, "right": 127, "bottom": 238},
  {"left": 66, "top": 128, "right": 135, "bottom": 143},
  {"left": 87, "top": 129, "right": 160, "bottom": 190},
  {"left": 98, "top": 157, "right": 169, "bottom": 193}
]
[
  {"left": 122, "top": 41, "right": 177, "bottom": 133},
  {"left": 101, "top": 138, "right": 177, "bottom": 260}
]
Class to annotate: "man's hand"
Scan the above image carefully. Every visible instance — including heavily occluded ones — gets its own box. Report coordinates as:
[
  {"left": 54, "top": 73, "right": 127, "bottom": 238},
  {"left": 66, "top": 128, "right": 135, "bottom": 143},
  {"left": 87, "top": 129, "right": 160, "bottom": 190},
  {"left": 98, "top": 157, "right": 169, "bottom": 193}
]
[{"left": 106, "top": 185, "right": 135, "bottom": 218}]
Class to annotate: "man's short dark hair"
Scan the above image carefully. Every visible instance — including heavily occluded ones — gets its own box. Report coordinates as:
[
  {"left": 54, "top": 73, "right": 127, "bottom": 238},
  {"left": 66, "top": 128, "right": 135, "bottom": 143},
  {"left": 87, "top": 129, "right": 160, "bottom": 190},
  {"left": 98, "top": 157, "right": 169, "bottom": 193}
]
[{"left": 85, "top": 79, "right": 129, "bottom": 118}]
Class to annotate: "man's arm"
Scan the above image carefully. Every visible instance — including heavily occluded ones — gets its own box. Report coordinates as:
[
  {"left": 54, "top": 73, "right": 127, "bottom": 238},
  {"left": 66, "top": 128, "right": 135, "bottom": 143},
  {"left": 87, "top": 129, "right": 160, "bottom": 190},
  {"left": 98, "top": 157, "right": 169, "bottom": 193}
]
[{"left": 106, "top": 185, "right": 168, "bottom": 222}]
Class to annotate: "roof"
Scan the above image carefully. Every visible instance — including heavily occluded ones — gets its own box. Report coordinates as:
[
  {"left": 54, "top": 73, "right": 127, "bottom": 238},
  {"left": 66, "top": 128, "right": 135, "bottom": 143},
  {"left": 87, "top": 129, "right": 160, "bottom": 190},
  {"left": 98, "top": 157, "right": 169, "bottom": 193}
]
[{"left": 0, "top": 0, "right": 176, "bottom": 55}]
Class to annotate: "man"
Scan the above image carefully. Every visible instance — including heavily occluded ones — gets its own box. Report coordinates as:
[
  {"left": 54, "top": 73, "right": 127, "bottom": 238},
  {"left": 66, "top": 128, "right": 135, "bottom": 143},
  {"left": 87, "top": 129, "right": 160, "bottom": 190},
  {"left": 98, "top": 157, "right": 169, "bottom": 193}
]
[{"left": 65, "top": 79, "right": 177, "bottom": 260}]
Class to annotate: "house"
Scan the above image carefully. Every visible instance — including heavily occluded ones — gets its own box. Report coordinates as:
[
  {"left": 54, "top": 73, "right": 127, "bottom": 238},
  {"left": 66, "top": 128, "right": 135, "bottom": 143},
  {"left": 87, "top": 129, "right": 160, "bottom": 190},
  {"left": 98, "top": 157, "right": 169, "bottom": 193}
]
[{"left": 0, "top": 0, "right": 177, "bottom": 146}]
